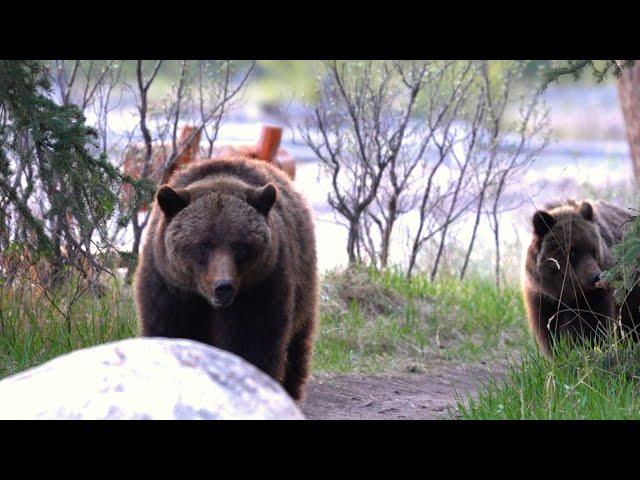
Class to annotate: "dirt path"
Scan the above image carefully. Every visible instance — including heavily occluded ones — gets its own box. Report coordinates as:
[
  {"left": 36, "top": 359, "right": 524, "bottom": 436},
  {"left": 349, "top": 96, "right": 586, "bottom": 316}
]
[{"left": 301, "top": 362, "right": 504, "bottom": 420}]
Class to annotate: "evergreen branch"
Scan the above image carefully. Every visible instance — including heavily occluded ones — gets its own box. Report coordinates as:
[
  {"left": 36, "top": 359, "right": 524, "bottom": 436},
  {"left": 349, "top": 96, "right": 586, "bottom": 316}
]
[{"left": 539, "top": 60, "right": 636, "bottom": 93}]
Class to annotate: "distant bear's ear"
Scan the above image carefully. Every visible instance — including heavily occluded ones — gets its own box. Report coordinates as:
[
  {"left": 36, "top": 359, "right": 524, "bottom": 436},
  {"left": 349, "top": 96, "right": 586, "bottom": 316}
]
[
  {"left": 247, "top": 183, "right": 277, "bottom": 216},
  {"left": 533, "top": 210, "right": 555, "bottom": 237},
  {"left": 157, "top": 186, "right": 190, "bottom": 218},
  {"left": 579, "top": 201, "right": 594, "bottom": 221}
]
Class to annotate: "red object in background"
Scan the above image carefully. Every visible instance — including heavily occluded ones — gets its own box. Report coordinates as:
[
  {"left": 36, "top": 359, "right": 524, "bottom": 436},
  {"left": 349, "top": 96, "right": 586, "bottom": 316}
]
[
  {"left": 257, "top": 125, "right": 283, "bottom": 165},
  {"left": 121, "top": 124, "right": 296, "bottom": 211},
  {"left": 209, "top": 124, "right": 296, "bottom": 180}
]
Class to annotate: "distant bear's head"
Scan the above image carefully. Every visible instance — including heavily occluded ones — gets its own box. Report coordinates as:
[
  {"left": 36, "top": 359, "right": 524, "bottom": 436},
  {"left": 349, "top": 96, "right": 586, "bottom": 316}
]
[
  {"left": 156, "top": 182, "right": 278, "bottom": 308},
  {"left": 531, "top": 201, "right": 605, "bottom": 304}
]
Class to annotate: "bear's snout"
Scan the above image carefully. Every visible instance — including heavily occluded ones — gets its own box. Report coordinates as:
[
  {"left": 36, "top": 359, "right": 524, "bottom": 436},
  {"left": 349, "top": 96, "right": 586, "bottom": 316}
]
[
  {"left": 578, "top": 268, "right": 602, "bottom": 291},
  {"left": 586, "top": 271, "right": 602, "bottom": 290},
  {"left": 573, "top": 255, "right": 602, "bottom": 291},
  {"left": 213, "top": 279, "right": 236, "bottom": 307}
]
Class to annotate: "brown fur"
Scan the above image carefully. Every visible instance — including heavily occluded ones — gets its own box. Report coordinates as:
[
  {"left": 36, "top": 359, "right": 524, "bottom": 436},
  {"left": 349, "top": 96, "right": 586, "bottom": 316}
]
[
  {"left": 134, "top": 156, "right": 318, "bottom": 401},
  {"left": 522, "top": 199, "right": 639, "bottom": 356}
]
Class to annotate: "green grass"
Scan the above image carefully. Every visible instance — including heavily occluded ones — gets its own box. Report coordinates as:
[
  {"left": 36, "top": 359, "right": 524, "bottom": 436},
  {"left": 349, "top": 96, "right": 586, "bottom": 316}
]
[
  {"left": 5, "top": 263, "right": 640, "bottom": 420},
  {"left": 0, "top": 264, "right": 530, "bottom": 380},
  {"left": 0, "top": 276, "right": 137, "bottom": 379},
  {"left": 456, "top": 337, "right": 640, "bottom": 419},
  {"left": 312, "top": 265, "right": 531, "bottom": 373}
]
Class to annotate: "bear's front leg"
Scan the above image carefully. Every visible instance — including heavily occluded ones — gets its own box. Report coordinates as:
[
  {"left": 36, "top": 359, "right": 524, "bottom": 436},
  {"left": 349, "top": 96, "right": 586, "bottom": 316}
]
[
  {"left": 137, "top": 263, "right": 213, "bottom": 342},
  {"left": 212, "top": 295, "right": 294, "bottom": 390},
  {"left": 525, "top": 291, "right": 556, "bottom": 357},
  {"left": 282, "top": 321, "right": 315, "bottom": 402},
  {"left": 619, "top": 271, "right": 640, "bottom": 341}
]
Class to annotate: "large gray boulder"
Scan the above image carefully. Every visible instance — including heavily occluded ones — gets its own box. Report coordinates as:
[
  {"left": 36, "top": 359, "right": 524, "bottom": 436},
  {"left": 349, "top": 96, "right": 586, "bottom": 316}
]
[{"left": 0, "top": 338, "right": 304, "bottom": 420}]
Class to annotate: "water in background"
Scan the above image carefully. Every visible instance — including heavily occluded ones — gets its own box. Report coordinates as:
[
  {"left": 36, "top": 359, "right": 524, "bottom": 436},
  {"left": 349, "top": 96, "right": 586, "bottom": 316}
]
[{"left": 101, "top": 83, "right": 637, "bottom": 277}]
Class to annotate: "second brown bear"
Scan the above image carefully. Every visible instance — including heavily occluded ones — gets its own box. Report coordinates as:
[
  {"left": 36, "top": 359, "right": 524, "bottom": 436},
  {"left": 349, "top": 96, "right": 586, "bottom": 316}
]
[
  {"left": 522, "top": 199, "right": 640, "bottom": 356},
  {"left": 134, "top": 157, "right": 318, "bottom": 401}
]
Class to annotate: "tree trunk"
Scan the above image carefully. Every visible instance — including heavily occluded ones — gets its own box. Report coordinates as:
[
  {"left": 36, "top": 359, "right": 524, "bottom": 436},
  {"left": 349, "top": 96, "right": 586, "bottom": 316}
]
[
  {"left": 346, "top": 219, "right": 359, "bottom": 265},
  {"left": 126, "top": 215, "right": 143, "bottom": 285},
  {"left": 617, "top": 63, "right": 640, "bottom": 182},
  {"left": 460, "top": 194, "right": 485, "bottom": 280},
  {"left": 379, "top": 196, "right": 397, "bottom": 270}
]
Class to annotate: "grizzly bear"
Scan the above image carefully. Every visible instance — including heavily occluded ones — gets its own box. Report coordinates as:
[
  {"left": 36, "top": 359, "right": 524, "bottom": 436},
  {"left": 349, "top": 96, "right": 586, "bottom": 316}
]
[
  {"left": 522, "top": 199, "right": 640, "bottom": 356},
  {"left": 134, "top": 157, "right": 318, "bottom": 401}
]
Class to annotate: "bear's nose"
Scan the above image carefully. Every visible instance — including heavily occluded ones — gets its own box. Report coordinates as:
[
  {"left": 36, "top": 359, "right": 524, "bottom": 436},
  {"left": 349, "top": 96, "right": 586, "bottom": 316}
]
[
  {"left": 214, "top": 279, "right": 235, "bottom": 301},
  {"left": 587, "top": 272, "right": 602, "bottom": 288}
]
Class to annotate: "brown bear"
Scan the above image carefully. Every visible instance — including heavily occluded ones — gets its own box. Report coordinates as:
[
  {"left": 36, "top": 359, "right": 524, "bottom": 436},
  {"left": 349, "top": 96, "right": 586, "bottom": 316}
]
[
  {"left": 522, "top": 199, "right": 639, "bottom": 356},
  {"left": 134, "top": 157, "right": 318, "bottom": 401}
]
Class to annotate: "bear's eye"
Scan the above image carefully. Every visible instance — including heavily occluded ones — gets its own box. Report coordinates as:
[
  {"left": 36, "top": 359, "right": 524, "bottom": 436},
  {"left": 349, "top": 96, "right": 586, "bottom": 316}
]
[
  {"left": 232, "top": 242, "right": 251, "bottom": 262},
  {"left": 569, "top": 250, "right": 577, "bottom": 263},
  {"left": 199, "top": 242, "right": 211, "bottom": 253},
  {"left": 544, "top": 257, "right": 561, "bottom": 273}
]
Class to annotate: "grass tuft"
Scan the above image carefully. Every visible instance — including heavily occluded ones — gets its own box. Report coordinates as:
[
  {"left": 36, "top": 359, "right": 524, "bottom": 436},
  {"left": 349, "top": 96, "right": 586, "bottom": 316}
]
[
  {"left": 456, "top": 336, "right": 640, "bottom": 419},
  {"left": 0, "top": 275, "right": 137, "bottom": 379},
  {"left": 313, "top": 264, "right": 531, "bottom": 373}
]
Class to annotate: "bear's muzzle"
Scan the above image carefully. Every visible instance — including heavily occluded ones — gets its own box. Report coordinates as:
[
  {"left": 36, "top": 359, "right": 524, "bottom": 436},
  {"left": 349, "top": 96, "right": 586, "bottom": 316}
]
[{"left": 212, "top": 279, "right": 236, "bottom": 308}]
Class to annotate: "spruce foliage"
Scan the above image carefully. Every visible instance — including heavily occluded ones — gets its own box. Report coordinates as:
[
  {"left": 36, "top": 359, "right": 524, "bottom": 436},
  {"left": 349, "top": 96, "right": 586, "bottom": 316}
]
[
  {"left": 539, "top": 60, "right": 636, "bottom": 92},
  {"left": 0, "top": 60, "right": 144, "bottom": 277}
]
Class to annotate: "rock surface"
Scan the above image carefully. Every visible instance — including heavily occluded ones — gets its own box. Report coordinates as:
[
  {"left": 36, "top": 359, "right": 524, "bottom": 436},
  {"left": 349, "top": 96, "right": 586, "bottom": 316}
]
[{"left": 0, "top": 338, "right": 304, "bottom": 420}]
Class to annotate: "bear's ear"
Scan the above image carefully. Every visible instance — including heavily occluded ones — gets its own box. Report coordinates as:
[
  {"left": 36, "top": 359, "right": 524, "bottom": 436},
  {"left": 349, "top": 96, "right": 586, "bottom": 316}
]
[
  {"left": 247, "top": 183, "right": 277, "bottom": 216},
  {"left": 157, "top": 186, "right": 190, "bottom": 218},
  {"left": 533, "top": 210, "right": 555, "bottom": 237},
  {"left": 579, "top": 201, "right": 594, "bottom": 221}
]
